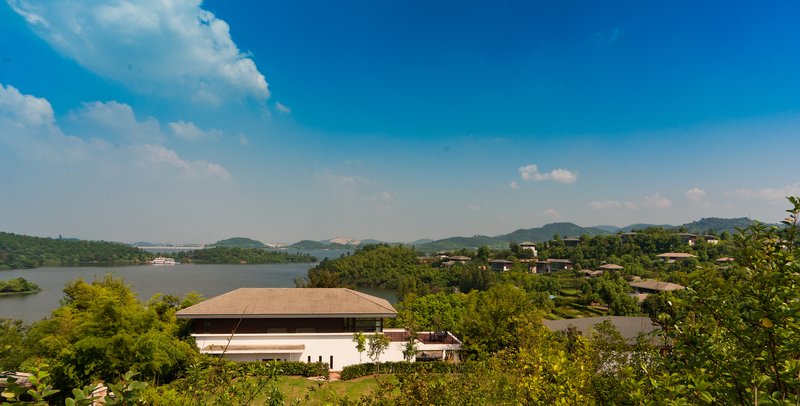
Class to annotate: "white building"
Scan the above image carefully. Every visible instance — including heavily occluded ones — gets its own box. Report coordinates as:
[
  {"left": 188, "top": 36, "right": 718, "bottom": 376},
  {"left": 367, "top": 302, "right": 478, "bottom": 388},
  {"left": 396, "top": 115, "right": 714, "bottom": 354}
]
[
  {"left": 519, "top": 241, "right": 538, "bottom": 257},
  {"left": 176, "top": 288, "right": 460, "bottom": 370}
]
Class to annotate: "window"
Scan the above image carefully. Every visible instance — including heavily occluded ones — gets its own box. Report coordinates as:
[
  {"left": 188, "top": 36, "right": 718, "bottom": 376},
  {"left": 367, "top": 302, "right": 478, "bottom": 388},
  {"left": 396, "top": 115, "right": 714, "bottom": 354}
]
[{"left": 344, "top": 318, "right": 383, "bottom": 332}]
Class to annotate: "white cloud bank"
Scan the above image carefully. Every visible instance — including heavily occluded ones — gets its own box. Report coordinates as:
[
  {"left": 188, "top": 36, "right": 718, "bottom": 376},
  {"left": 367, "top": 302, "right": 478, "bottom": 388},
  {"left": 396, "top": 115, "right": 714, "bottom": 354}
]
[
  {"left": 732, "top": 183, "right": 800, "bottom": 203},
  {"left": 8, "top": 0, "right": 269, "bottom": 104},
  {"left": 518, "top": 164, "right": 578, "bottom": 184},
  {"left": 314, "top": 169, "right": 394, "bottom": 208},
  {"left": 685, "top": 187, "right": 707, "bottom": 203},
  {"left": 590, "top": 195, "right": 671, "bottom": 211},
  {"left": 0, "top": 83, "right": 230, "bottom": 181},
  {"left": 169, "top": 120, "right": 223, "bottom": 140},
  {"left": 643, "top": 193, "right": 672, "bottom": 209}
]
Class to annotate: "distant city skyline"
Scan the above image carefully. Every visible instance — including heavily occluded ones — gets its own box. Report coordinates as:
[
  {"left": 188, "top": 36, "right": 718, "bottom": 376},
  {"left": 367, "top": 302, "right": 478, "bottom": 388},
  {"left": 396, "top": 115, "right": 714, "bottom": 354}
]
[{"left": 1, "top": 1, "right": 798, "bottom": 244}]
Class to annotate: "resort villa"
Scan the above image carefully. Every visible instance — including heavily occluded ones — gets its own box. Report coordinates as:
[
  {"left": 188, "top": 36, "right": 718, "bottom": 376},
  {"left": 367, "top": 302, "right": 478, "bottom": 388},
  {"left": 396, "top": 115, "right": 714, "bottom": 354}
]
[{"left": 176, "top": 288, "right": 461, "bottom": 370}]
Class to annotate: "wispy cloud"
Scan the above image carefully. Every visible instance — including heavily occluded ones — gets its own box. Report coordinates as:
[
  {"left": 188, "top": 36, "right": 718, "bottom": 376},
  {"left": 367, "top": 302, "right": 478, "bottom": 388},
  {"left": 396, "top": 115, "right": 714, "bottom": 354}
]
[
  {"left": 643, "top": 193, "right": 672, "bottom": 209},
  {"left": 168, "top": 121, "right": 223, "bottom": 141},
  {"left": 0, "top": 83, "right": 230, "bottom": 181},
  {"left": 508, "top": 181, "right": 519, "bottom": 190},
  {"left": 590, "top": 200, "right": 622, "bottom": 210},
  {"left": 9, "top": 0, "right": 269, "bottom": 104},
  {"left": 543, "top": 208, "right": 560, "bottom": 218},
  {"left": 685, "top": 187, "right": 707, "bottom": 203},
  {"left": 68, "top": 101, "right": 164, "bottom": 143},
  {"left": 731, "top": 183, "right": 800, "bottom": 203},
  {"left": 275, "top": 102, "right": 292, "bottom": 114},
  {"left": 518, "top": 164, "right": 578, "bottom": 184},
  {"left": 314, "top": 169, "right": 394, "bottom": 208},
  {"left": 592, "top": 28, "right": 621, "bottom": 45}
]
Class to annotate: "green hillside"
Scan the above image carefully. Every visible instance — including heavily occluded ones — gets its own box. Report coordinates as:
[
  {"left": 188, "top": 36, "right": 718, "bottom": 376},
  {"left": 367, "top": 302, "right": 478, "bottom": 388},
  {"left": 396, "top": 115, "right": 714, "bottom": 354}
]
[
  {"left": 288, "top": 240, "right": 351, "bottom": 250},
  {"left": 500, "top": 222, "right": 610, "bottom": 243},
  {"left": 679, "top": 217, "right": 758, "bottom": 234},
  {"left": 209, "top": 237, "right": 266, "bottom": 248}
]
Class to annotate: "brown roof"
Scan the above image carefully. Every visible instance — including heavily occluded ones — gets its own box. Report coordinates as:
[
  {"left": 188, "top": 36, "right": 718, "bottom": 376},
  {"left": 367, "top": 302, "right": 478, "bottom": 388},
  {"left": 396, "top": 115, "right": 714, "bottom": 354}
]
[
  {"left": 656, "top": 252, "right": 697, "bottom": 258},
  {"left": 598, "top": 264, "right": 624, "bottom": 270},
  {"left": 447, "top": 255, "right": 471, "bottom": 261},
  {"left": 176, "top": 288, "right": 397, "bottom": 319},
  {"left": 547, "top": 258, "right": 573, "bottom": 264},
  {"left": 629, "top": 279, "right": 685, "bottom": 292}
]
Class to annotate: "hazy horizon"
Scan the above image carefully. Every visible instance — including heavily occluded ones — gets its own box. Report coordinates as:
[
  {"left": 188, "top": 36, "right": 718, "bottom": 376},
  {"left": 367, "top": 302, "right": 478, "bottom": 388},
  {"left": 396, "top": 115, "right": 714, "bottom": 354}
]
[{"left": 2, "top": 1, "right": 798, "bottom": 244}]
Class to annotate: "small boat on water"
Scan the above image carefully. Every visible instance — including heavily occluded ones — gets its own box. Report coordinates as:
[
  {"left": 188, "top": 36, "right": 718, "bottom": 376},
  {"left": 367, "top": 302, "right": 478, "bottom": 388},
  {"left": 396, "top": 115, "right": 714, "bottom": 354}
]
[{"left": 150, "top": 257, "right": 179, "bottom": 265}]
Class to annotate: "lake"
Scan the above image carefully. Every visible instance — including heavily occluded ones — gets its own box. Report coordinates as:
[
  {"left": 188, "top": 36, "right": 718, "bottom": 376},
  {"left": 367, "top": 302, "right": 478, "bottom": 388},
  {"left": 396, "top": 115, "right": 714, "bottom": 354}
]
[{"left": 0, "top": 249, "right": 397, "bottom": 322}]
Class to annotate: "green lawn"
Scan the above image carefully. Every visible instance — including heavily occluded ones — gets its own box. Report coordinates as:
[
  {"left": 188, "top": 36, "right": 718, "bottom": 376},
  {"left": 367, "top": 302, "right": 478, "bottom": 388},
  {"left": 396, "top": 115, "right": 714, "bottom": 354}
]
[{"left": 274, "top": 375, "right": 388, "bottom": 405}]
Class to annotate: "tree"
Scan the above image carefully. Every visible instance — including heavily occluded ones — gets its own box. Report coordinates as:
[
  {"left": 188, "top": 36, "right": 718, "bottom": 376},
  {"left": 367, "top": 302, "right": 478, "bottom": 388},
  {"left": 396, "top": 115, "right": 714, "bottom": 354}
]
[
  {"left": 402, "top": 331, "right": 419, "bottom": 362},
  {"left": 367, "top": 333, "right": 391, "bottom": 367},
  {"left": 631, "top": 196, "right": 800, "bottom": 404},
  {"left": 352, "top": 332, "right": 366, "bottom": 364},
  {"left": 22, "top": 275, "right": 197, "bottom": 396}
]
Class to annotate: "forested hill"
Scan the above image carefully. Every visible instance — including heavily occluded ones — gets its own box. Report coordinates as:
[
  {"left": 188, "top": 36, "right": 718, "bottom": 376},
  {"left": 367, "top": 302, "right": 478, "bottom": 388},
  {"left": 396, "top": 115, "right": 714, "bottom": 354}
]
[
  {"left": 415, "top": 222, "right": 610, "bottom": 253},
  {"left": 0, "top": 232, "right": 153, "bottom": 270},
  {"left": 679, "top": 217, "right": 758, "bottom": 234},
  {"left": 287, "top": 240, "right": 351, "bottom": 250},
  {"left": 173, "top": 247, "right": 316, "bottom": 264},
  {"left": 501, "top": 222, "right": 610, "bottom": 243},
  {"left": 209, "top": 237, "right": 266, "bottom": 248}
]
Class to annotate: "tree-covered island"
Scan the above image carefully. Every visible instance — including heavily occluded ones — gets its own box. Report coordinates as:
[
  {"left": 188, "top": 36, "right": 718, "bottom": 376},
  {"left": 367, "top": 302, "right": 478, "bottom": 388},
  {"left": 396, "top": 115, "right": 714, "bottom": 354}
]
[
  {"left": 0, "top": 277, "right": 39, "bottom": 295},
  {"left": 172, "top": 246, "right": 316, "bottom": 264}
]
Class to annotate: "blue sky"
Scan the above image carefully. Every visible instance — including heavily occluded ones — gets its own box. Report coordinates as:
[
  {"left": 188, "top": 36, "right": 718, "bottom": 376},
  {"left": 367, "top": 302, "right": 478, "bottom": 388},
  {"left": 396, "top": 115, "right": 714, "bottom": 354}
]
[{"left": 1, "top": 0, "right": 799, "bottom": 244}]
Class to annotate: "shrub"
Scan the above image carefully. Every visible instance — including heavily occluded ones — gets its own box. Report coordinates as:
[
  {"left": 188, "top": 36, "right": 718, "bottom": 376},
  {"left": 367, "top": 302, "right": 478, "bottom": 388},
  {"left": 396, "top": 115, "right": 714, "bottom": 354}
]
[{"left": 339, "top": 361, "right": 468, "bottom": 380}]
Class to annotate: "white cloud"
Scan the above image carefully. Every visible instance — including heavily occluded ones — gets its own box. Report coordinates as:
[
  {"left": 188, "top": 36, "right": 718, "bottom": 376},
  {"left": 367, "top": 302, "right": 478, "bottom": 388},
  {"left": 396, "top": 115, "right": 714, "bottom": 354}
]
[
  {"left": 732, "top": 183, "right": 800, "bottom": 203},
  {"left": 643, "top": 193, "right": 672, "bottom": 209},
  {"left": 0, "top": 83, "right": 55, "bottom": 128},
  {"left": 0, "top": 83, "right": 86, "bottom": 162},
  {"left": 314, "top": 169, "right": 393, "bottom": 207},
  {"left": 508, "top": 181, "right": 519, "bottom": 190},
  {"left": 9, "top": 0, "right": 269, "bottom": 104},
  {"left": 592, "top": 28, "right": 621, "bottom": 45},
  {"left": 590, "top": 200, "right": 622, "bottom": 210},
  {"left": 275, "top": 102, "right": 291, "bottom": 114},
  {"left": 0, "top": 84, "right": 230, "bottom": 181},
  {"left": 543, "top": 208, "right": 560, "bottom": 218},
  {"left": 589, "top": 199, "right": 641, "bottom": 211},
  {"left": 168, "top": 120, "right": 222, "bottom": 140},
  {"left": 518, "top": 164, "right": 578, "bottom": 184},
  {"left": 135, "top": 144, "right": 231, "bottom": 181},
  {"left": 69, "top": 101, "right": 164, "bottom": 143},
  {"left": 686, "top": 187, "right": 707, "bottom": 203}
]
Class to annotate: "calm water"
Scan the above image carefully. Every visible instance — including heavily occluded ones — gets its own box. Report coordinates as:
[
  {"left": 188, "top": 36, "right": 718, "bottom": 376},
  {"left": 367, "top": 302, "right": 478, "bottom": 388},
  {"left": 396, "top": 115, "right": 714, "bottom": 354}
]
[{"left": 0, "top": 248, "right": 397, "bottom": 322}]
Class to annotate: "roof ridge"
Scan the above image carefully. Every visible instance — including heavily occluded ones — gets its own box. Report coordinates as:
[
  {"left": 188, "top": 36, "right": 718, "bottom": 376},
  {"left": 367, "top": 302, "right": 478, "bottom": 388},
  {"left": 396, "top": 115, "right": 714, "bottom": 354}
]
[{"left": 345, "top": 289, "right": 396, "bottom": 313}]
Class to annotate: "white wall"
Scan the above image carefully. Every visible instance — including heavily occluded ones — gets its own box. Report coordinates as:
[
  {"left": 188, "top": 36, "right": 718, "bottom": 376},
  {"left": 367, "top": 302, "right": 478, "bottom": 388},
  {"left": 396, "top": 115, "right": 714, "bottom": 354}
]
[{"left": 192, "top": 332, "right": 407, "bottom": 370}]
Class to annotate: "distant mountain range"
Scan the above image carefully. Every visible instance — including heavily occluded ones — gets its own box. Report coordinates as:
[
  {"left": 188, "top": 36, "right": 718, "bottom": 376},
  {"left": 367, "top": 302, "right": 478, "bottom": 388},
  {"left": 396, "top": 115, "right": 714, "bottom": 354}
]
[
  {"left": 412, "top": 217, "right": 768, "bottom": 253},
  {"left": 131, "top": 217, "right": 770, "bottom": 253}
]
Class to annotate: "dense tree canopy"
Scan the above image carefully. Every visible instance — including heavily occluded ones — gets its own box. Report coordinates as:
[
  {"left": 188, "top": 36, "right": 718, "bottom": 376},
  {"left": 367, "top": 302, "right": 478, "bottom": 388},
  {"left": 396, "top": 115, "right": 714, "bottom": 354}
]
[
  {"left": 173, "top": 246, "right": 315, "bottom": 264},
  {"left": 0, "top": 232, "right": 152, "bottom": 269}
]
